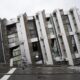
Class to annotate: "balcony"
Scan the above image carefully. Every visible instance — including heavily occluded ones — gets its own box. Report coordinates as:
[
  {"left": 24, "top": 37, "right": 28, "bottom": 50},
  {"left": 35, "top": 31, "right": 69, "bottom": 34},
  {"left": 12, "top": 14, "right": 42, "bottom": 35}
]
[
  {"left": 9, "top": 42, "right": 19, "bottom": 48},
  {"left": 8, "top": 34, "right": 19, "bottom": 48}
]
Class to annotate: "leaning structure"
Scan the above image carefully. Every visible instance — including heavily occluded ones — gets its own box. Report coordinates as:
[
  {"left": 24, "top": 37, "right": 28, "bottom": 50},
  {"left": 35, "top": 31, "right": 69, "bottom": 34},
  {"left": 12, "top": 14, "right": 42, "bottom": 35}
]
[{"left": 0, "top": 8, "right": 80, "bottom": 66}]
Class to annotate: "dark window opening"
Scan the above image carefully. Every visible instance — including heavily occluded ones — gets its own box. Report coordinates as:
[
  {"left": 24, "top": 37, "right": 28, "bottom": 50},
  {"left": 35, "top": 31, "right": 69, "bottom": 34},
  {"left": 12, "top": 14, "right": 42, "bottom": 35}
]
[
  {"left": 71, "top": 36, "right": 78, "bottom": 53},
  {"left": 7, "top": 24, "right": 17, "bottom": 35},
  {"left": 32, "top": 42, "right": 43, "bottom": 62},
  {"left": 28, "top": 20, "right": 38, "bottom": 38},
  {"left": 53, "top": 13, "right": 56, "bottom": 17},
  {"left": 46, "top": 17, "right": 50, "bottom": 21},
  {"left": 32, "top": 42, "right": 38, "bottom": 52},
  {"left": 36, "top": 15, "right": 39, "bottom": 20}
]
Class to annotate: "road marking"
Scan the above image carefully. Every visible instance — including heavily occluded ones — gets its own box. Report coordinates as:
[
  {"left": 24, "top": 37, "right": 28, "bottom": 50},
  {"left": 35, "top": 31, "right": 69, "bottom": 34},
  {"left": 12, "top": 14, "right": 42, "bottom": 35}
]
[{"left": 0, "top": 68, "right": 16, "bottom": 80}]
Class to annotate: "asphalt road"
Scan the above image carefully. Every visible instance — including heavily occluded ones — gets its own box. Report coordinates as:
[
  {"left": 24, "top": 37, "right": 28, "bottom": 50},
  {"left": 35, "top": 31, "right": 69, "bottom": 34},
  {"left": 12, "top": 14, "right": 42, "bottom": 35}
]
[
  {"left": 0, "top": 66, "right": 80, "bottom": 80},
  {"left": 0, "top": 65, "right": 10, "bottom": 78}
]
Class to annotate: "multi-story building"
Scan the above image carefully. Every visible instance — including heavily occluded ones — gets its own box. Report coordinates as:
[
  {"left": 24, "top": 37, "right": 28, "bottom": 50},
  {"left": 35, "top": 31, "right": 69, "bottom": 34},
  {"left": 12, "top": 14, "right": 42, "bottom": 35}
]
[{"left": 0, "top": 8, "right": 80, "bottom": 66}]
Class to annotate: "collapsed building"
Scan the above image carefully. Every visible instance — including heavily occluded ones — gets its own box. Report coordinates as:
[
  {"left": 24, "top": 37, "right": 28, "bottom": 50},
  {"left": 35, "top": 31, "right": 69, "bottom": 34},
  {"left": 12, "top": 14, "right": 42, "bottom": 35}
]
[{"left": 0, "top": 8, "right": 80, "bottom": 66}]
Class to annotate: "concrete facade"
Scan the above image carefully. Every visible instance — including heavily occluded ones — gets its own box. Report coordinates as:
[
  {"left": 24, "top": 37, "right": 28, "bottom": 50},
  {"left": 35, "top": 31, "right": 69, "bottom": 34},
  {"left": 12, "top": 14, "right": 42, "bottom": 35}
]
[{"left": 0, "top": 8, "right": 80, "bottom": 66}]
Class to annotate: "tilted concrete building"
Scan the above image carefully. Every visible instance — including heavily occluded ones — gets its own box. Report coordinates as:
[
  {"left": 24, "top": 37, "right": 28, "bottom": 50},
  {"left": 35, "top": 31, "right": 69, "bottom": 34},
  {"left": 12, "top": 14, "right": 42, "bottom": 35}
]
[{"left": 0, "top": 8, "right": 80, "bottom": 66}]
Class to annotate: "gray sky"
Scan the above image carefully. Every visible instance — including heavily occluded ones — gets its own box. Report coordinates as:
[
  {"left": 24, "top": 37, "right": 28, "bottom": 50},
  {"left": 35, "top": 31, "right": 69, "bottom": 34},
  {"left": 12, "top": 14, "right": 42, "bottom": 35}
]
[{"left": 0, "top": 0, "right": 80, "bottom": 19}]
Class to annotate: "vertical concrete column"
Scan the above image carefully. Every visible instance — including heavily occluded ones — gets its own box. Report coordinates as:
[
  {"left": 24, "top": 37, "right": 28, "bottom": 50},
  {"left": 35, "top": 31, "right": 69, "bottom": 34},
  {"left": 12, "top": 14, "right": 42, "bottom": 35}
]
[
  {"left": 16, "top": 15, "right": 32, "bottom": 64},
  {"left": 68, "top": 11, "right": 80, "bottom": 57},
  {"left": 56, "top": 10, "right": 74, "bottom": 65},
  {"left": 36, "top": 11, "right": 53, "bottom": 65}
]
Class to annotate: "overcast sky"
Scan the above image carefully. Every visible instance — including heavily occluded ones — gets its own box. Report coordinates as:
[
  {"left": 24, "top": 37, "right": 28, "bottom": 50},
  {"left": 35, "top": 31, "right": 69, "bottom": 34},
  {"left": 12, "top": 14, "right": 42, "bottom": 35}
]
[{"left": 0, "top": 0, "right": 80, "bottom": 19}]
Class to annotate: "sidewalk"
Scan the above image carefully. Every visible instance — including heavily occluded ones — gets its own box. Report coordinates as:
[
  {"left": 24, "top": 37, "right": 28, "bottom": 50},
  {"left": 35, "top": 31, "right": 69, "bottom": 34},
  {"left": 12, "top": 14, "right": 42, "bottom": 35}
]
[{"left": 0, "top": 66, "right": 80, "bottom": 80}]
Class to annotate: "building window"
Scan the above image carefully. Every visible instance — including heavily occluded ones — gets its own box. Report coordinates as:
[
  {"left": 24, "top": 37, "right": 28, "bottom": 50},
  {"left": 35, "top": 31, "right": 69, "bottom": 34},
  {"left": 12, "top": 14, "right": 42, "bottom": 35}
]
[
  {"left": 30, "top": 30, "right": 37, "bottom": 38},
  {"left": 71, "top": 36, "right": 78, "bottom": 53},
  {"left": 70, "top": 10, "right": 78, "bottom": 31},
  {"left": 48, "top": 28, "right": 54, "bottom": 35},
  {"left": 61, "top": 15, "right": 72, "bottom": 32},
  {"left": 51, "top": 39, "right": 60, "bottom": 57},
  {"left": 7, "top": 24, "right": 17, "bottom": 35},
  {"left": 59, "top": 36, "right": 67, "bottom": 57},
  {"left": 8, "top": 35, "right": 18, "bottom": 44},
  {"left": 28, "top": 20, "right": 37, "bottom": 38},
  {"left": 32, "top": 42, "right": 38, "bottom": 52}
]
